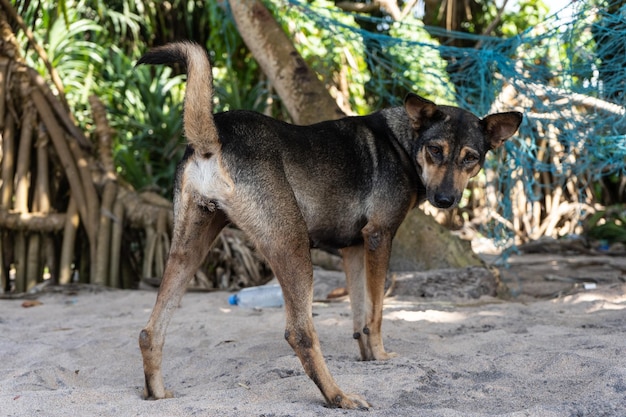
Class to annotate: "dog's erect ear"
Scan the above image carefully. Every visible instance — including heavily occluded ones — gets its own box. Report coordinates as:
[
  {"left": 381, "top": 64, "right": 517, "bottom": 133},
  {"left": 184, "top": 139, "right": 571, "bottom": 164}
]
[
  {"left": 481, "top": 111, "right": 523, "bottom": 150},
  {"left": 404, "top": 93, "right": 438, "bottom": 130}
]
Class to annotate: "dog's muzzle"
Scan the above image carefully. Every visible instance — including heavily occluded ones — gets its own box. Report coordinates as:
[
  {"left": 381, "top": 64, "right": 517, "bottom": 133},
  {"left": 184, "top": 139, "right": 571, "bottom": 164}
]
[{"left": 432, "top": 193, "right": 457, "bottom": 209}]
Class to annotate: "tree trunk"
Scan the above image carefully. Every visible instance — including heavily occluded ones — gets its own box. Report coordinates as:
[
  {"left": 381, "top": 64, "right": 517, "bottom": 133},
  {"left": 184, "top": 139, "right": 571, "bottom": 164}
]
[
  {"left": 228, "top": 0, "right": 345, "bottom": 125},
  {"left": 228, "top": 0, "right": 483, "bottom": 270}
]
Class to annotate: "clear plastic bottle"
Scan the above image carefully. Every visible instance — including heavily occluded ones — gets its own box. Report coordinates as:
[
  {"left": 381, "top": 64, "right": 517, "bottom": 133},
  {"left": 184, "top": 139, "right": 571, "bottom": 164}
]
[{"left": 228, "top": 284, "right": 284, "bottom": 308}]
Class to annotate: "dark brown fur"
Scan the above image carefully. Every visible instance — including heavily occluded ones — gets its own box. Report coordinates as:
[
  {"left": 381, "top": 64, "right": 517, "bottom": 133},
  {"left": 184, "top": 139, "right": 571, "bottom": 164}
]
[{"left": 136, "top": 41, "right": 522, "bottom": 409}]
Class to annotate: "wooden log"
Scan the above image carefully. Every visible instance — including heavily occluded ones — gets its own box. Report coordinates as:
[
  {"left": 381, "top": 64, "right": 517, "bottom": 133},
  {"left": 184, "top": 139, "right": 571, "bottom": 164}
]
[
  {"left": 90, "top": 92, "right": 123, "bottom": 287},
  {"left": 143, "top": 225, "right": 156, "bottom": 280},
  {"left": 30, "top": 88, "right": 95, "bottom": 254},
  {"left": 34, "top": 123, "right": 51, "bottom": 213},
  {"left": 28, "top": 68, "right": 91, "bottom": 149},
  {"left": 43, "top": 236, "right": 56, "bottom": 285},
  {"left": 59, "top": 198, "right": 79, "bottom": 285},
  {"left": 0, "top": 108, "right": 15, "bottom": 292},
  {"left": 109, "top": 199, "right": 124, "bottom": 288},
  {"left": 1, "top": 112, "right": 15, "bottom": 208},
  {"left": 14, "top": 99, "right": 35, "bottom": 215},
  {"left": 0, "top": 56, "right": 8, "bottom": 131},
  {"left": 14, "top": 233, "right": 25, "bottom": 293},
  {"left": 66, "top": 129, "right": 100, "bottom": 278},
  {"left": 26, "top": 233, "right": 41, "bottom": 291},
  {"left": 93, "top": 181, "right": 117, "bottom": 286},
  {"left": 0, "top": 234, "right": 6, "bottom": 293},
  {"left": 0, "top": 209, "right": 66, "bottom": 231},
  {"left": 33, "top": 125, "right": 55, "bottom": 283}
]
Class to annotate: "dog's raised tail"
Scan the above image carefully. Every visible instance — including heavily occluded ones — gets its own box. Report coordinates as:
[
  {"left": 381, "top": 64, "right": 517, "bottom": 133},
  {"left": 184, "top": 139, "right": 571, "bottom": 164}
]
[{"left": 137, "top": 41, "right": 218, "bottom": 155}]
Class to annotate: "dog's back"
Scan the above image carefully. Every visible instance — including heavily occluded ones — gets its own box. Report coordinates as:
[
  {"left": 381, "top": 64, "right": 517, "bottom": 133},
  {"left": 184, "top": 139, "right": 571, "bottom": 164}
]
[{"left": 212, "top": 108, "right": 420, "bottom": 250}]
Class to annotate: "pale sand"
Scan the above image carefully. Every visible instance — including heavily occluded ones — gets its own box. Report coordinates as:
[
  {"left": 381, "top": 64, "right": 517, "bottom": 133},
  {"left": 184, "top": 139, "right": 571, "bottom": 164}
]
[{"left": 2, "top": 280, "right": 625, "bottom": 416}]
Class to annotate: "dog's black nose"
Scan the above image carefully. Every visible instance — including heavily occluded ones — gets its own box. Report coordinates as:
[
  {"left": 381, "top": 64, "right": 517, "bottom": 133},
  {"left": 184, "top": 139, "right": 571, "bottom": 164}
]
[{"left": 433, "top": 194, "right": 455, "bottom": 209}]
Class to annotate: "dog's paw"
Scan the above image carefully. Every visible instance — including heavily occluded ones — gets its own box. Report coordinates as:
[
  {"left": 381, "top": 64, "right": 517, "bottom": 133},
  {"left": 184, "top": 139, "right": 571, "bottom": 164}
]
[
  {"left": 375, "top": 350, "right": 398, "bottom": 361},
  {"left": 331, "top": 393, "right": 371, "bottom": 410},
  {"left": 143, "top": 387, "right": 174, "bottom": 400}
]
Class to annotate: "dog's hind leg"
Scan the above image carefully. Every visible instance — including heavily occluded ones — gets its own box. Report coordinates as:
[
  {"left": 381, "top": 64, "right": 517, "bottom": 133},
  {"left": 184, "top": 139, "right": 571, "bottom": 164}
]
[
  {"left": 270, "top": 242, "right": 370, "bottom": 409},
  {"left": 343, "top": 224, "right": 397, "bottom": 361},
  {"left": 230, "top": 186, "right": 370, "bottom": 409},
  {"left": 260, "top": 239, "right": 369, "bottom": 409},
  {"left": 139, "top": 196, "right": 228, "bottom": 400}
]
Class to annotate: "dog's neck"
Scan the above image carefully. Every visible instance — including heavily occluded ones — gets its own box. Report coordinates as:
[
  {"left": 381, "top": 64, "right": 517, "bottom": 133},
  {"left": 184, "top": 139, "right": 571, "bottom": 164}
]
[
  {"left": 378, "top": 106, "right": 425, "bottom": 200},
  {"left": 379, "top": 107, "right": 417, "bottom": 154}
]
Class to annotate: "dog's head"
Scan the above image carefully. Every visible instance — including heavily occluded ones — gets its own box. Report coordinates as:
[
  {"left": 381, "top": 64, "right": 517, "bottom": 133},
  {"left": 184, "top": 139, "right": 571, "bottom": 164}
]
[{"left": 404, "top": 93, "right": 522, "bottom": 209}]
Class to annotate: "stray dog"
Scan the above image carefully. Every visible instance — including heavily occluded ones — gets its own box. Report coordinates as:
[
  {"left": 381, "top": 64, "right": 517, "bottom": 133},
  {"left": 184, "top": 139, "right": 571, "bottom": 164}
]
[{"left": 136, "top": 41, "right": 522, "bottom": 409}]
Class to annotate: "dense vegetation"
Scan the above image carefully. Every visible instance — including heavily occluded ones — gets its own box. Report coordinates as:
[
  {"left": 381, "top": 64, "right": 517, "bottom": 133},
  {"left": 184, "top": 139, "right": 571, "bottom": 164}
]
[
  {"left": 9, "top": 0, "right": 626, "bottom": 247},
  {"left": 13, "top": 0, "right": 547, "bottom": 196}
]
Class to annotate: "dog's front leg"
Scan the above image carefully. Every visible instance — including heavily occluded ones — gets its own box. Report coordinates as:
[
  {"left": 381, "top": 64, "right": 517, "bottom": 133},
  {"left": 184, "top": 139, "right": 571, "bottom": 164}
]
[
  {"left": 341, "top": 245, "right": 371, "bottom": 360},
  {"left": 349, "top": 223, "right": 396, "bottom": 360},
  {"left": 139, "top": 200, "right": 227, "bottom": 399}
]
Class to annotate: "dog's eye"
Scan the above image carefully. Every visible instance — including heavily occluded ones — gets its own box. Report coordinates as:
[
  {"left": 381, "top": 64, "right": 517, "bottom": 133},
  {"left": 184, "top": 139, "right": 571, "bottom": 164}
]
[
  {"left": 463, "top": 153, "right": 478, "bottom": 164},
  {"left": 427, "top": 146, "right": 442, "bottom": 156}
]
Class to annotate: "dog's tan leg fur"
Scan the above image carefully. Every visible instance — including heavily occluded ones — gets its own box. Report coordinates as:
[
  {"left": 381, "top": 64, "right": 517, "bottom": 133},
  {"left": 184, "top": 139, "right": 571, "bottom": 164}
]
[
  {"left": 139, "top": 190, "right": 228, "bottom": 400},
  {"left": 363, "top": 223, "right": 397, "bottom": 360},
  {"left": 276, "top": 254, "right": 369, "bottom": 409},
  {"left": 343, "top": 224, "right": 396, "bottom": 361},
  {"left": 220, "top": 181, "right": 369, "bottom": 409},
  {"left": 341, "top": 245, "right": 370, "bottom": 359}
]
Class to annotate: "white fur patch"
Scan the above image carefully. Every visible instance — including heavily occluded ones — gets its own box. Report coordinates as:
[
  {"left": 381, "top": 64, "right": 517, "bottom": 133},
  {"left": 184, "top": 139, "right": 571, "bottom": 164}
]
[{"left": 184, "top": 156, "right": 233, "bottom": 204}]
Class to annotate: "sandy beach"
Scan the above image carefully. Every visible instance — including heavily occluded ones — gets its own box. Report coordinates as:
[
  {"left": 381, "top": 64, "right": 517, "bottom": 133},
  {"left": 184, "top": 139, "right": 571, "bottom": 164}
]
[{"left": 2, "top": 260, "right": 626, "bottom": 417}]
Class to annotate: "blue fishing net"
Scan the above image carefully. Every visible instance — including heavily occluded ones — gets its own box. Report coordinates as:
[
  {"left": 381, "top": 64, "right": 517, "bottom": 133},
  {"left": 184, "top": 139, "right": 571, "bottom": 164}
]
[{"left": 272, "top": 0, "right": 626, "bottom": 244}]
